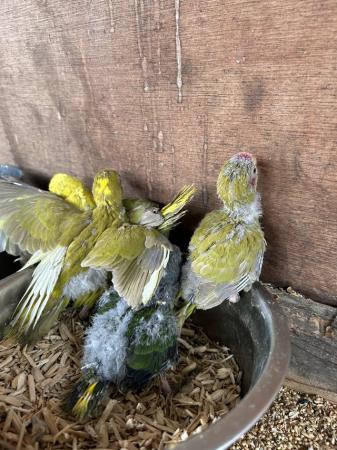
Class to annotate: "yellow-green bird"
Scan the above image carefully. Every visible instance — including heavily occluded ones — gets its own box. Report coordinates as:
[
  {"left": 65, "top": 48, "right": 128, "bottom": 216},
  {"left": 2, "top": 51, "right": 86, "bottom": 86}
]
[
  {"left": 0, "top": 171, "right": 195, "bottom": 342},
  {"left": 49, "top": 172, "right": 194, "bottom": 231},
  {"left": 49, "top": 172, "right": 96, "bottom": 211},
  {"left": 181, "top": 152, "right": 266, "bottom": 310}
]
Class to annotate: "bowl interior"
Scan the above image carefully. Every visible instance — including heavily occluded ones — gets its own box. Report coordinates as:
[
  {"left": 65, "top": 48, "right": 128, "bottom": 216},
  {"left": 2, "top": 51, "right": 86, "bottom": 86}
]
[
  {"left": 180, "top": 284, "right": 290, "bottom": 450},
  {"left": 192, "top": 286, "right": 272, "bottom": 396}
]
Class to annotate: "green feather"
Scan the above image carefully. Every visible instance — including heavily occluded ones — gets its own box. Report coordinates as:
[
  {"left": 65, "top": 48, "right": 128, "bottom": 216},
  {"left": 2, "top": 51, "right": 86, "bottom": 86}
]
[{"left": 124, "top": 305, "right": 178, "bottom": 384}]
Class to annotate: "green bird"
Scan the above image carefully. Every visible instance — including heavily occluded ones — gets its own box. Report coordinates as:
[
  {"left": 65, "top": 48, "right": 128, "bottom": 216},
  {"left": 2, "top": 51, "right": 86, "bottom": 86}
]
[
  {"left": 181, "top": 152, "right": 266, "bottom": 310},
  {"left": 0, "top": 171, "right": 194, "bottom": 343},
  {"left": 49, "top": 173, "right": 162, "bottom": 225},
  {"left": 0, "top": 170, "right": 126, "bottom": 342},
  {"left": 67, "top": 259, "right": 180, "bottom": 419},
  {"left": 49, "top": 172, "right": 195, "bottom": 231}
]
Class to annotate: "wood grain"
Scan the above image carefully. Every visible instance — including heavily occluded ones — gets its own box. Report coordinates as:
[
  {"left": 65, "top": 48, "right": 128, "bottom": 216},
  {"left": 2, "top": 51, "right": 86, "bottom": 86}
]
[
  {"left": 268, "top": 285, "right": 337, "bottom": 402},
  {"left": 0, "top": 0, "right": 337, "bottom": 303}
]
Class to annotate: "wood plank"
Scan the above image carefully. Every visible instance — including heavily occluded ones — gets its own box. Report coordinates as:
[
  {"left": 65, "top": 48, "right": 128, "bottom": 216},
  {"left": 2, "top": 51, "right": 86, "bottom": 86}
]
[
  {"left": 0, "top": 1, "right": 336, "bottom": 303},
  {"left": 267, "top": 285, "right": 337, "bottom": 402}
]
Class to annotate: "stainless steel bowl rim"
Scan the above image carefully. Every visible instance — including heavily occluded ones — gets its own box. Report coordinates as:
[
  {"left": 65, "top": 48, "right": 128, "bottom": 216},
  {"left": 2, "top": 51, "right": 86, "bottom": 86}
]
[{"left": 175, "top": 283, "right": 290, "bottom": 450}]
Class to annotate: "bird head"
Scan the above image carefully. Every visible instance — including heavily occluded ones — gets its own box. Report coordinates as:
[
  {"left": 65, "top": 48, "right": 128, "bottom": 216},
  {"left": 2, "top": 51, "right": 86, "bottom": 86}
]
[
  {"left": 92, "top": 170, "right": 123, "bottom": 206},
  {"left": 124, "top": 199, "right": 165, "bottom": 227},
  {"left": 49, "top": 173, "right": 96, "bottom": 210},
  {"left": 217, "top": 152, "right": 258, "bottom": 207}
]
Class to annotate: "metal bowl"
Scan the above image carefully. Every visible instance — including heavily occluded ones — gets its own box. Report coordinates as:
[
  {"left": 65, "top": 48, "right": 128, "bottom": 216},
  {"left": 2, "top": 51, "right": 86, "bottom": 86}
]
[
  {"left": 0, "top": 270, "right": 290, "bottom": 449},
  {"left": 179, "top": 283, "right": 290, "bottom": 450}
]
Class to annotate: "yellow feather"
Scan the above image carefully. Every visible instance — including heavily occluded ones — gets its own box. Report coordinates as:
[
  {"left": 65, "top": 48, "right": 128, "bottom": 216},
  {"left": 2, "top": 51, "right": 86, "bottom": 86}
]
[
  {"left": 161, "top": 185, "right": 196, "bottom": 217},
  {"left": 72, "top": 382, "right": 98, "bottom": 418},
  {"left": 92, "top": 170, "right": 123, "bottom": 206},
  {"left": 2, "top": 169, "right": 181, "bottom": 340},
  {"left": 49, "top": 173, "right": 95, "bottom": 211},
  {"left": 159, "top": 185, "right": 196, "bottom": 232}
]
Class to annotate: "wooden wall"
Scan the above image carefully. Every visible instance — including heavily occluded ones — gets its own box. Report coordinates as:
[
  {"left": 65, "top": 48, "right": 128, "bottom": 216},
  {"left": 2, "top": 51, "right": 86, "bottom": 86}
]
[{"left": 0, "top": 0, "right": 337, "bottom": 304}]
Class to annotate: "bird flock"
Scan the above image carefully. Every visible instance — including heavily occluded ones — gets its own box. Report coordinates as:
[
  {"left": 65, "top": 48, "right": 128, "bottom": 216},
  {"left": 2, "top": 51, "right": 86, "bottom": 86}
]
[{"left": 0, "top": 152, "right": 265, "bottom": 418}]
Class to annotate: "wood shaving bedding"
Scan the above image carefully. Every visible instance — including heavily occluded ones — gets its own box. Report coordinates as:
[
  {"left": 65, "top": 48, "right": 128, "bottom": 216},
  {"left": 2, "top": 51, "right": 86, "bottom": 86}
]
[{"left": 0, "top": 316, "right": 241, "bottom": 450}]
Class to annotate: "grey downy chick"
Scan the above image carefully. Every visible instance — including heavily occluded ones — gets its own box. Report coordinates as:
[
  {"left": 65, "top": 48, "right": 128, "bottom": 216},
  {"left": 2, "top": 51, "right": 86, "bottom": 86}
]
[{"left": 66, "top": 246, "right": 182, "bottom": 419}]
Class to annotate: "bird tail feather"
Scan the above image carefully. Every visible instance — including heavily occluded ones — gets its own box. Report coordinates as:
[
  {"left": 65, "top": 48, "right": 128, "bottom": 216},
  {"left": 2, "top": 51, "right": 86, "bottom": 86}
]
[
  {"left": 66, "top": 379, "right": 109, "bottom": 420},
  {"left": 159, "top": 185, "right": 196, "bottom": 231}
]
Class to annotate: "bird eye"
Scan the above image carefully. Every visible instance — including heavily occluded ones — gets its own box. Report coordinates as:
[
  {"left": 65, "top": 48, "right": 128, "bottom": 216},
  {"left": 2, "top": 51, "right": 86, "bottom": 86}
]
[{"left": 152, "top": 208, "right": 158, "bottom": 214}]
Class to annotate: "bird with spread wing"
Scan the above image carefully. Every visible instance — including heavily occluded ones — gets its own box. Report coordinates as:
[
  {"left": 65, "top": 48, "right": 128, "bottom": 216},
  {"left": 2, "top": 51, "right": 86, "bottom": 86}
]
[{"left": 0, "top": 170, "right": 195, "bottom": 343}]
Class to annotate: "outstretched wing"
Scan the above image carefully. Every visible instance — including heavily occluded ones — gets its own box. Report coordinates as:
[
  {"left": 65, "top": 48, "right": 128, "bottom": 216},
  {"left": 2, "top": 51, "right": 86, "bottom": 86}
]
[
  {"left": 82, "top": 226, "right": 172, "bottom": 308},
  {"left": 6, "top": 247, "right": 68, "bottom": 342},
  {"left": 0, "top": 179, "right": 89, "bottom": 256}
]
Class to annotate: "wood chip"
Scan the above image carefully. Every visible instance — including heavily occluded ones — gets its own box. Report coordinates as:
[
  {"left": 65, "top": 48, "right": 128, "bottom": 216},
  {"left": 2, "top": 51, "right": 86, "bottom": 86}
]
[
  {"left": 0, "top": 316, "right": 240, "bottom": 449},
  {"left": 216, "top": 367, "right": 231, "bottom": 379},
  {"left": 53, "top": 423, "right": 73, "bottom": 441},
  {"left": 109, "top": 417, "right": 122, "bottom": 441},
  {"left": 22, "top": 349, "right": 36, "bottom": 368},
  {"left": 0, "top": 356, "right": 13, "bottom": 370},
  {"left": 41, "top": 351, "right": 62, "bottom": 373},
  {"left": 100, "top": 399, "right": 117, "bottom": 423},
  {"left": 0, "top": 395, "right": 23, "bottom": 407},
  {"left": 42, "top": 408, "right": 59, "bottom": 435},
  {"left": 27, "top": 375, "right": 35, "bottom": 403},
  {"left": 15, "top": 421, "right": 25, "bottom": 450},
  {"left": 97, "top": 422, "right": 109, "bottom": 448},
  {"left": 3, "top": 409, "right": 14, "bottom": 433},
  {"left": 32, "top": 366, "right": 44, "bottom": 383},
  {"left": 182, "top": 362, "right": 197, "bottom": 374}
]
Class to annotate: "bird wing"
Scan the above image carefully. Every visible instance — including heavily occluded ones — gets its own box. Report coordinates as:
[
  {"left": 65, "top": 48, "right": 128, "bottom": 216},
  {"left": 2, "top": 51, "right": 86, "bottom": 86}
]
[
  {"left": 6, "top": 246, "right": 67, "bottom": 341},
  {"left": 188, "top": 212, "right": 265, "bottom": 309},
  {"left": 191, "top": 210, "right": 264, "bottom": 284},
  {"left": 82, "top": 226, "right": 172, "bottom": 308},
  {"left": 0, "top": 179, "right": 89, "bottom": 255}
]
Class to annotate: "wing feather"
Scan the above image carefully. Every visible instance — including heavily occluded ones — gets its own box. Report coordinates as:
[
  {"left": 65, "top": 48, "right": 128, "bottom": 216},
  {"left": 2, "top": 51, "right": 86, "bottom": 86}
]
[
  {"left": 0, "top": 179, "right": 88, "bottom": 255},
  {"left": 185, "top": 213, "right": 265, "bottom": 309},
  {"left": 8, "top": 247, "right": 67, "bottom": 338},
  {"left": 82, "top": 226, "right": 172, "bottom": 308}
]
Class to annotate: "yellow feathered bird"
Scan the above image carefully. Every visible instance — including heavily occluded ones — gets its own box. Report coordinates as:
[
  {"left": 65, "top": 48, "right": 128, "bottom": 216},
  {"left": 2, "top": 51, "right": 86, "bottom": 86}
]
[
  {"left": 49, "top": 172, "right": 194, "bottom": 232},
  {"left": 0, "top": 171, "right": 195, "bottom": 342},
  {"left": 181, "top": 152, "right": 266, "bottom": 311},
  {"left": 48, "top": 173, "right": 96, "bottom": 212}
]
